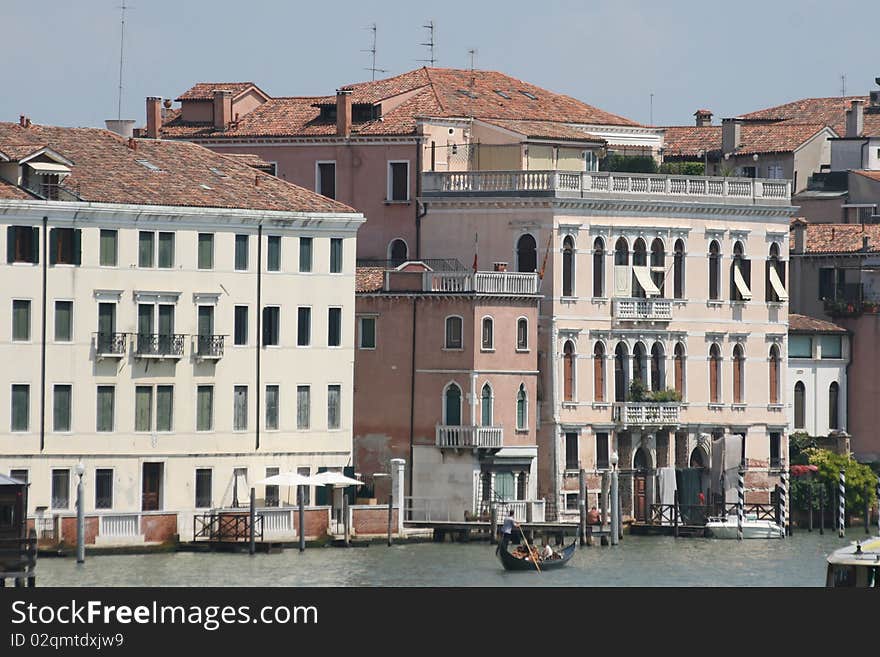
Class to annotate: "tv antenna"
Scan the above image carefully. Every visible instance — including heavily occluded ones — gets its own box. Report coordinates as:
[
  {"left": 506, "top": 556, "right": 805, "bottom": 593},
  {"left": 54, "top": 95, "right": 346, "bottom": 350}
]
[
  {"left": 362, "top": 23, "right": 387, "bottom": 81},
  {"left": 840, "top": 74, "right": 846, "bottom": 97},
  {"left": 418, "top": 20, "right": 437, "bottom": 66},
  {"left": 116, "top": 2, "right": 130, "bottom": 120},
  {"left": 467, "top": 48, "right": 477, "bottom": 71},
  {"left": 650, "top": 93, "right": 654, "bottom": 125}
]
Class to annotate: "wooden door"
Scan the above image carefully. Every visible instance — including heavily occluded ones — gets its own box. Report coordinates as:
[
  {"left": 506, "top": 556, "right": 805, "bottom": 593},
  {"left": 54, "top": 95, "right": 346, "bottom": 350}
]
[
  {"left": 634, "top": 475, "right": 647, "bottom": 522},
  {"left": 142, "top": 463, "right": 162, "bottom": 511}
]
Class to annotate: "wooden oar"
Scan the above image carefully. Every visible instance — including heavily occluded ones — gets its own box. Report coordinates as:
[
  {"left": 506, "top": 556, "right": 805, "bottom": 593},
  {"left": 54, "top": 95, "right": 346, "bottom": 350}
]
[{"left": 519, "top": 527, "right": 541, "bottom": 573}]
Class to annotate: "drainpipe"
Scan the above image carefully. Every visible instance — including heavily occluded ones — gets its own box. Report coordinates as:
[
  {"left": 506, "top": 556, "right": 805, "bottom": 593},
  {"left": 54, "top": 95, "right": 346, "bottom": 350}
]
[
  {"left": 408, "top": 297, "right": 418, "bottom": 496},
  {"left": 255, "top": 223, "right": 262, "bottom": 451},
  {"left": 39, "top": 216, "right": 47, "bottom": 452}
]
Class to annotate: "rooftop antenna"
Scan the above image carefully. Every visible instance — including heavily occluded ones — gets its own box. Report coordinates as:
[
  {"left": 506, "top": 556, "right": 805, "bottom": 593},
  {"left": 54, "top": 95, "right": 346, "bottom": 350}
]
[
  {"left": 650, "top": 93, "right": 654, "bottom": 126},
  {"left": 841, "top": 74, "right": 846, "bottom": 97},
  {"left": 418, "top": 20, "right": 437, "bottom": 66},
  {"left": 467, "top": 48, "right": 477, "bottom": 71},
  {"left": 116, "top": 1, "right": 129, "bottom": 120},
  {"left": 362, "top": 23, "right": 387, "bottom": 81}
]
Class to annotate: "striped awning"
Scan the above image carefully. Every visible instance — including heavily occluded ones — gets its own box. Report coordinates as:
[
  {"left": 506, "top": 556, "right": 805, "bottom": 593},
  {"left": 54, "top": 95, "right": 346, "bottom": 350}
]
[
  {"left": 769, "top": 266, "right": 788, "bottom": 301},
  {"left": 26, "top": 161, "right": 71, "bottom": 176},
  {"left": 733, "top": 266, "right": 752, "bottom": 300},
  {"left": 633, "top": 266, "right": 660, "bottom": 297}
]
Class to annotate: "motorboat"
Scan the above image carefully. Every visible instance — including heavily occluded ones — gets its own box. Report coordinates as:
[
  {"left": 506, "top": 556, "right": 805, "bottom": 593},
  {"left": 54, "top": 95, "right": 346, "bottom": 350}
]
[
  {"left": 826, "top": 536, "right": 880, "bottom": 587},
  {"left": 705, "top": 513, "right": 784, "bottom": 539}
]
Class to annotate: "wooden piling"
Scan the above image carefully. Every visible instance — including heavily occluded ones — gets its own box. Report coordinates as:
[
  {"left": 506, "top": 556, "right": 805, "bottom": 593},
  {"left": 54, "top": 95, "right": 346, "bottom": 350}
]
[
  {"left": 387, "top": 495, "right": 393, "bottom": 546},
  {"left": 298, "top": 485, "right": 306, "bottom": 552},
  {"left": 343, "top": 495, "right": 350, "bottom": 546},
  {"left": 578, "top": 469, "right": 587, "bottom": 546},
  {"left": 819, "top": 487, "right": 824, "bottom": 535},
  {"left": 249, "top": 487, "right": 256, "bottom": 556},
  {"left": 489, "top": 504, "right": 497, "bottom": 545},
  {"left": 673, "top": 488, "right": 679, "bottom": 538}
]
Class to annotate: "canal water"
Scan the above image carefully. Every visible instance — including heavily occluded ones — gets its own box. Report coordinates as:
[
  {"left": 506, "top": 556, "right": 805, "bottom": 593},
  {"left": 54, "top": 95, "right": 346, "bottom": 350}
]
[{"left": 34, "top": 533, "right": 858, "bottom": 587}]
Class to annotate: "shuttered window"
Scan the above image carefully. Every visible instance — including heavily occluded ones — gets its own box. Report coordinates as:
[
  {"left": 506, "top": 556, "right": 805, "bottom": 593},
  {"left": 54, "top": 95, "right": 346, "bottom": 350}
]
[
  {"left": 267, "top": 236, "right": 281, "bottom": 272},
  {"left": 594, "top": 343, "right": 605, "bottom": 402},
  {"left": 157, "top": 232, "right": 174, "bottom": 268},
  {"left": 197, "top": 385, "right": 213, "bottom": 431},
  {"left": 234, "top": 306, "right": 248, "bottom": 346},
  {"left": 11, "top": 384, "right": 29, "bottom": 431},
  {"left": 235, "top": 234, "right": 248, "bottom": 271},
  {"left": 328, "top": 308, "right": 341, "bottom": 347},
  {"left": 96, "top": 385, "right": 114, "bottom": 432},
  {"left": 195, "top": 469, "right": 212, "bottom": 508},
  {"left": 265, "top": 385, "right": 279, "bottom": 430},
  {"left": 12, "top": 300, "right": 30, "bottom": 341},
  {"left": 156, "top": 385, "right": 173, "bottom": 431},
  {"left": 297, "top": 307, "right": 311, "bottom": 346},
  {"left": 95, "top": 469, "right": 113, "bottom": 509},
  {"left": 297, "top": 385, "right": 310, "bottom": 430},
  {"left": 234, "top": 386, "right": 248, "bottom": 431},
  {"left": 53, "top": 384, "right": 71, "bottom": 432},
  {"left": 135, "top": 386, "right": 152, "bottom": 432},
  {"left": 330, "top": 238, "right": 343, "bottom": 273},
  {"left": 138, "top": 231, "right": 154, "bottom": 267},
  {"left": 100, "top": 229, "right": 117, "bottom": 266},
  {"left": 327, "top": 385, "right": 341, "bottom": 430},
  {"left": 198, "top": 233, "right": 214, "bottom": 270},
  {"left": 7, "top": 226, "right": 39, "bottom": 264},
  {"left": 299, "top": 237, "right": 313, "bottom": 273},
  {"left": 54, "top": 300, "right": 72, "bottom": 342},
  {"left": 49, "top": 228, "right": 80, "bottom": 265}
]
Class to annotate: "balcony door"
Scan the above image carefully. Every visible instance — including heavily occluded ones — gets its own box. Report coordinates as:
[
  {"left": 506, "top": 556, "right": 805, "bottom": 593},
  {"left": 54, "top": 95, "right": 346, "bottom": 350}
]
[
  {"left": 444, "top": 384, "right": 462, "bottom": 426},
  {"left": 198, "top": 306, "right": 214, "bottom": 354},
  {"left": 98, "top": 303, "right": 116, "bottom": 350},
  {"left": 137, "top": 304, "right": 154, "bottom": 353},
  {"left": 158, "top": 304, "right": 174, "bottom": 353}
]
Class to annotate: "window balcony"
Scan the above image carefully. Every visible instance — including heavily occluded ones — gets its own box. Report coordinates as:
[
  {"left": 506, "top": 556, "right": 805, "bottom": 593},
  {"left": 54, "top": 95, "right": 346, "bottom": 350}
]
[
  {"left": 135, "top": 333, "right": 185, "bottom": 359},
  {"left": 613, "top": 297, "right": 672, "bottom": 322},
  {"left": 435, "top": 424, "right": 503, "bottom": 450},
  {"left": 193, "top": 334, "right": 225, "bottom": 360},
  {"left": 613, "top": 402, "right": 681, "bottom": 427},
  {"left": 94, "top": 332, "right": 128, "bottom": 358}
]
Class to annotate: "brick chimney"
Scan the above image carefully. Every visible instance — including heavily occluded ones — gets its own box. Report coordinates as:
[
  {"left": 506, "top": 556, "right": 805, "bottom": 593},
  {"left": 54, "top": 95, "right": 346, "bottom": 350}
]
[
  {"left": 694, "top": 109, "right": 713, "bottom": 127},
  {"left": 336, "top": 89, "right": 352, "bottom": 138},
  {"left": 791, "top": 218, "right": 806, "bottom": 254},
  {"left": 146, "top": 96, "right": 162, "bottom": 139},
  {"left": 213, "top": 89, "right": 233, "bottom": 130},
  {"left": 721, "top": 118, "right": 742, "bottom": 154},
  {"left": 845, "top": 99, "right": 865, "bottom": 138}
]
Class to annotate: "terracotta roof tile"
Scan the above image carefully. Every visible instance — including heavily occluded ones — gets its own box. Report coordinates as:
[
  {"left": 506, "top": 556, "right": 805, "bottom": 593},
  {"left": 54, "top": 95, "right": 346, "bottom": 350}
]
[
  {"left": 662, "top": 123, "right": 830, "bottom": 157},
  {"left": 176, "top": 82, "right": 262, "bottom": 101},
  {"left": 355, "top": 267, "right": 385, "bottom": 292},
  {"left": 737, "top": 96, "right": 868, "bottom": 137},
  {"left": 799, "top": 222, "right": 880, "bottom": 254},
  {"left": 789, "top": 313, "right": 847, "bottom": 333},
  {"left": 479, "top": 119, "right": 604, "bottom": 142},
  {"left": 661, "top": 126, "right": 721, "bottom": 158},
  {"left": 853, "top": 169, "right": 880, "bottom": 183},
  {"left": 0, "top": 177, "right": 33, "bottom": 199}
]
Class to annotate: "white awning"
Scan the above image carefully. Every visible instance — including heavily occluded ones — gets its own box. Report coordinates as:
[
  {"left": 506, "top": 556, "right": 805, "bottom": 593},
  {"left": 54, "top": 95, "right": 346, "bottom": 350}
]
[
  {"left": 633, "top": 266, "right": 660, "bottom": 297},
  {"left": 733, "top": 266, "right": 752, "bottom": 300},
  {"left": 769, "top": 266, "right": 788, "bottom": 301},
  {"left": 26, "top": 161, "right": 71, "bottom": 176}
]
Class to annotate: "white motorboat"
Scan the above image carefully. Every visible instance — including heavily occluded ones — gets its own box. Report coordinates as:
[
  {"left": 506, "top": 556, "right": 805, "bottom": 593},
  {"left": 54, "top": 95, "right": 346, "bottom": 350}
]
[
  {"left": 705, "top": 513, "right": 784, "bottom": 539},
  {"left": 826, "top": 536, "right": 880, "bottom": 587}
]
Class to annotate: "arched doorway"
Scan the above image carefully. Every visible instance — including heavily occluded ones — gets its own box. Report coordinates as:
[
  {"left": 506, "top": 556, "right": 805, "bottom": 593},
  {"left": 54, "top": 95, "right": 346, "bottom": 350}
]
[
  {"left": 516, "top": 234, "right": 537, "bottom": 273},
  {"left": 444, "top": 383, "right": 462, "bottom": 426},
  {"left": 388, "top": 239, "right": 408, "bottom": 265},
  {"left": 633, "top": 447, "right": 650, "bottom": 522}
]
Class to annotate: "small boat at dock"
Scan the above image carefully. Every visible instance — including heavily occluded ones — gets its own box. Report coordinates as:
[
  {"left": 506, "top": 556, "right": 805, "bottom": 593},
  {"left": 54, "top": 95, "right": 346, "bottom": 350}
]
[
  {"left": 705, "top": 513, "right": 783, "bottom": 539},
  {"left": 497, "top": 541, "right": 576, "bottom": 571}
]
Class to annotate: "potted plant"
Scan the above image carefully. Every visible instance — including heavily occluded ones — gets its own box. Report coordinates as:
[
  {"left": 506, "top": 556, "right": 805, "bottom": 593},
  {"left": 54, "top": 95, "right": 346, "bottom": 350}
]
[{"left": 627, "top": 378, "right": 647, "bottom": 403}]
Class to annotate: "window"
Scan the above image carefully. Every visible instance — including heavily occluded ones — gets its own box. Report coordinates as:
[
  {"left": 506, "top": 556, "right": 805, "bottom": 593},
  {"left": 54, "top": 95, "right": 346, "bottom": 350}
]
[
  {"left": 614, "top": 343, "right": 628, "bottom": 402},
  {"left": 596, "top": 433, "right": 609, "bottom": 469},
  {"left": 234, "top": 306, "right": 248, "bottom": 346},
  {"left": 262, "top": 306, "right": 280, "bottom": 346},
  {"left": 95, "top": 469, "right": 113, "bottom": 510},
  {"left": 389, "top": 239, "right": 408, "bottom": 265},
  {"left": 135, "top": 386, "right": 152, "bottom": 432},
  {"left": 481, "top": 317, "right": 494, "bottom": 350},
  {"left": 650, "top": 343, "right": 665, "bottom": 392},
  {"left": 445, "top": 316, "right": 463, "bottom": 349},
  {"left": 10, "top": 470, "right": 27, "bottom": 486},
  {"left": 820, "top": 335, "right": 842, "bottom": 359},
  {"left": 516, "top": 318, "right": 528, "bottom": 350},
  {"left": 317, "top": 162, "right": 336, "bottom": 199},
  {"left": 54, "top": 300, "right": 72, "bottom": 342},
  {"left": 6, "top": 226, "right": 39, "bottom": 264},
  {"left": 770, "top": 433, "right": 782, "bottom": 468},
  {"left": 767, "top": 164, "right": 784, "bottom": 179},
  {"left": 818, "top": 267, "right": 836, "bottom": 300},
  {"left": 198, "top": 233, "right": 214, "bottom": 270},
  {"left": 156, "top": 385, "right": 173, "bottom": 431},
  {"left": 157, "top": 232, "right": 174, "bottom": 268},
  {"left": 565, "top": 432, "right": 579, "bottom": 470},
  {"left": 562, "top": 236, "right": 575, "bottom": 297},
  {"left": 516, "top": 384, "right": 527, "bottom": 430},
  {"left": 138, "top": 231, "right": 154, "bottom": 267},
  {"left": 481, "top": 383, "right": 493, "bottom": 426},
  {"left": 632, "top": 342, "right": 647, "bottom": 387},
  {"left": 297, "top": 385, "right": 310, "bottom": 429},
  {"left": 264, "top": 467, "right": 280, "bottom": 507},
  {"left": 709, "top": 344, "right": 722, "bottom": 403},
  {"left": 593, "top": 342, "right": 605, "bottom": 402},
  {"left": 235, "top": 234, "right": 248, "bottom": 271},
  {"left": 674, "top": 343, "right": 685, "bottom": 398},
  {"left": 789, "top": 335, "right": 812, "bottom": 358},
  {"left": 100, "top": 229, "right": 117, "bottom": 266},
  {"left": 234, "top": 386, "right": 248, "bottom": 431},
  {"left": 327, "top": 385, "right": 341, "bottom": 430},
  {"left": 732, "top": 344, "right": 745, "bottom": 404},
  {"left": 766, "top": 243, "right": 786, "bottom": 302},
  {"left": 49, "top": 227, "right": 81, "bottom": 265},
  {"left": 650, "top": 238, "right": 665, "bottom": 297},
  {"left": 12, "top": 300, "right": 31, "bottom": 341},
  {"left": 11, "top": 384, "right": 29, "bottom": 431},
  {"left": 195, "top": 469, "right": 212, "bottom": 509},
  {"left": 388, "top": 161, "right": 409, "bottom": 201},
  {"left": 96, "top": 385, "right": 114, "bottom": 432},
  {"left": 267, "top": 236, "right": 281, "bottom": 272},
  {"left": 565, "top": 492, "right": 579, "bottom": 512},
  {"left": 265, "top": 385, "right": 279, "bottom": 430},
  {"left": 632, "top": 238, "right": 648, "bottom": 298},
  {"left": 708, "top": 240, "right": 721, "bottom": 301},
  {"left": 297, "top": 307, "right": 311, "bottom": 346},
  {"left": 730, "top": 241, "right": 751, "bottom": 302},
  {"left": 593, "top": 238, "right": 605, "bottom": 297},
  {"left": 358, "top": 317, "right": 376, "bottom": 349},
  {"left": 769, "top": 345, "right": 780, "bottom": 404},
  {"left": 328, "top": 307, "right": 342, "bottom": 347},
  {"left": 829, "top": 382, "right": 840, "bottom": 430},
  {"left": 563, "top": 341, "right": 575, "bottom": 402},
  {"left": 673, "top": 239, "right": 685, "bottom": 299},
  {"left": 51, "top": 469, "right": 70, "bottom": 509},
  {"left": 330, "top": 238, "right": 343, "bottom": 273},
  {"left": 197, "top": 385, "right": 214, "bottom": 431},
  {"left": 444, "top": 383, "right": 462, "bottom": 426},
  {"left": 516, "top": 234, "right": 537, "bottom": 273},
  {"left": 794, "top": 381, "right": 806, "bottom": 429},
  {"left": 53, "top": 384, "right": 72, "bottom": 432},
  {"left": 299, "top": 237, "right": 313, "bottom": 273}
]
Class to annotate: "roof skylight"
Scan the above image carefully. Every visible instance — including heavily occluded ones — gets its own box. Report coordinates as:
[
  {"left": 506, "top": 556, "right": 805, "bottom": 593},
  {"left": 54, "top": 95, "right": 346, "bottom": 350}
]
[
  {"left": 519, "top": 90, "right": 538, "bottom": 100},
  {"left": 135, "top": 159, "right": 162, "bottom": 172},
  {"left": 494, "top": 90, "right": 511, "bottom": 100}
]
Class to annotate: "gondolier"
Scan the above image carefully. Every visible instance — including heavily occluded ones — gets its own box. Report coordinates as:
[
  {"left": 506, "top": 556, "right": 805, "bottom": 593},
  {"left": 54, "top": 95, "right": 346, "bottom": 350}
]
[{"left": 496, "top": 510, "right": 519, "bottom": 554}]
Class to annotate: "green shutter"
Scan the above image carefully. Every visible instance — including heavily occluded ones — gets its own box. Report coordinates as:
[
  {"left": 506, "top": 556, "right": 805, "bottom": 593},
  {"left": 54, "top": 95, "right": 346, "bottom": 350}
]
[
  {"left": 96, "top": 386, "right": 114, "bottom": 432},
  {"left": 53, "top": 385, "right": 71, "bottom": 432},
  {"left": 197, "top": 386, "right": 213, "bottom": 431},
  {"left": 156, "top": 386, "right": 173, "bottom": 431},
  {"left": 49, "top": 228, "right": 57, "bottom": 265},
  {"left": 31, "top": 227, "right": 39, "bottom": 263},
  {"left": 6, "top": 227, "right": 14, "bottom": 263},
  {"left": 135, "top": 386, "right": 152, "bottom": 431},
  {"left": 73, "top": 229, "right": 82, "bottom": 266}
]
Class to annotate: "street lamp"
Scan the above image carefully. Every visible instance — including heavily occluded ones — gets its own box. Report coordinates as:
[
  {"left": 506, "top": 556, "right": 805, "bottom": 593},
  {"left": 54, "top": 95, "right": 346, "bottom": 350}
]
[
  {"left": 610, "top": 451, "right": 619, "bottom": 545},
  {"left": 75, "top": 461, "right": 85, "bottom": 564}
]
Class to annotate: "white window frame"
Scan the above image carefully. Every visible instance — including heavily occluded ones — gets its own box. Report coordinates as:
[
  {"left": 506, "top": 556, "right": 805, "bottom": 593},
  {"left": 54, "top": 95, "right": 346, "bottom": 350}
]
[
  {"left": 10, "top": 382, "right": 31, "bottom": 433},
  {"left": 94, "top": 466, "right": 115, "bottom": 510},
  {"left": 266, "top": 234, "right": 283, "bottom": 273},
  {"left": 480, "top": 315, "right": 494, "bottom": 352},
  {"left": 264, "top": 383, "right": 281, "bottom": 432},
  {"left": 96, "top": 384, "right": 116, "bottom": 433},
  {"left": 327, "top": 383, "right": 342, "bottom": 431},
  {"left": 296, "top": 384, "right": 311, "bottom": 431},
  {"left": 11, "top": 298, "right": 33, "bottom": 343},
  {"left": 233, "top": 304, "right": 249, "bottom": 347},
  {"left": 386, "top": 160, "right": 411, "bottom": 202},
  {"left": 197, "top": 232, "right": 214, "bottom": 271},
  {"left": 315, "top": 160, "right": 337, "bottom": 198},
  {"left": 327, "top": 306, "right": 343, "bottom": 349},
  {"left": 516, "top": 316, "right": 529, "bottom": 352},
  {"left": 357, "top": 315, "right": 377, "bottom": 350},
  {"left": 232, "top": 384, "right": 249, "bottom": 433},
  {"left": 195, "top": 384, "right": 215, "bottom": 433},
  {"left": 442, "top": 381, "right": 463, "bottom": 425},
  {"left": 444, "top": 315, "right": 464, "bottom": 351}
]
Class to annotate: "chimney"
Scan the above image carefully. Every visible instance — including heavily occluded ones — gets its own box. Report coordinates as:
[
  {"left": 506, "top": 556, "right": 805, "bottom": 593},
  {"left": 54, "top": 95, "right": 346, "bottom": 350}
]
[
  {"left": 694, "top": 109, "right": 713, "bottom": 127},
  {"left": 721, "top": 118, "right": 741, "bottom": 154},
  {"left": 863, "top": 235, "right": 871, "bottom": 251},
  {"left": 791, "top": 218, "right": 806, "bottom": 254},
  {"left": 146, "top": 96, "right": 162, "bottom": 139},
  {"left": 127, "top": 137, "right": 137, "bottom": 151},
  {"left": 845, "top": 99, "right": 865, "bottom": 137},
  {"left": 213, "top": 89, "right": 233, "bottom": 130},
  {"left": 336, "top": 89, "right": 352, "bottom": 138},
  {"left": 19, "top": 115, "right": 26, "bottom": 127},
  {"left": 493, "top": 262, "right": 508, "bottom": 272}
]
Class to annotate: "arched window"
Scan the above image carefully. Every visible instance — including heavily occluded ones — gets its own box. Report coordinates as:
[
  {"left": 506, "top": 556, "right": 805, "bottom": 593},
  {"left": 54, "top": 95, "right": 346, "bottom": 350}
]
[
  {"left": 651, "top": 238, "right": 665, "bottom": 297},
  {"left": 829, "top": 381, "right": 840, "bottom": 430},
  {"left": 730, "top": 240, "right": 751, "bottom": 301},
  {"left": 708, "top": 240, "right": 721, "bottom": 301},
  {"left": 709, "top": 344, "right": 722, "bottom": 403},
  {"left": 563, "top": 341, "right": 576, "bottom": 401},
  {"left": 516, "top": 234, "right": 537, "bottom": 273},
  {"left": 650, "top": 342, "right": 665, "bottom": 392},
  {"left": 445, "top": 316, "right": 463, "bottom": 349},
  {"left": 614, "top": 237, "right": 629, "bottom": 266},
  {"left": 481, "top": 316, "right": 494, "bottom": 350},
  {"left": 632, "top": 238, "right": 647, "bottom": 298},
  {"left": 733, "top": 344, "right": 745, "bottom": 404},
  {"left": 481, "top": 383, "right": 493, "bottom": 427},
  {"left": 633, "top": 342, "right": 647, "bottom": 387},
  {"left": 766, "top": 243, "right": 786, "bottom": 302},
  {"left": 516, "top": 384, "right": 527, "bottom": 430},
  {"left": 674, "top": 343, "right": 685, "bottom": 398},
  {"left": 562, "top": 236, "right": 575, "bottom": 297},
  {"left": 593, "top": 237, "right": 605, "bottom": 297},
  {"left": 614, "top": 342, "right": 628, "bottom": 402},
  {"left": 594, "top": 342, "right": 605, "bottom": 402},
  {"left": 673, "top": 239, "right": 685, "bottom": 299},
  {"left": 769, "top": 345, "right": 780, "bottom": 404},
  {"left": 794, "top": 381, "right": 806, "bottom": 429},
  {"left": 444, "top": 383, "right": 462, "bottom": 426},
  {"left": 516, "top": 317, "right": 528, "bottom": 350},
  {"left": 388, "top": 239, "right": 408, "bottom": 265}
]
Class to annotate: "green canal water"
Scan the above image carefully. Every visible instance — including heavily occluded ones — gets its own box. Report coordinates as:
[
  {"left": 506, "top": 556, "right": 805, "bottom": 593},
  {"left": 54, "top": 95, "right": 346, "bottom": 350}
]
[{"left": 33, "top": 533, "right": 860, "bottom": 587}]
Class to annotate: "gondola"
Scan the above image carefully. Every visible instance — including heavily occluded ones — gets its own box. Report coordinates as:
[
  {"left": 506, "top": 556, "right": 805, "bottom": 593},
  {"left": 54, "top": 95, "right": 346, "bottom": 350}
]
[{"left": 497, "top": 540, "right": 577, "bottom": 571}]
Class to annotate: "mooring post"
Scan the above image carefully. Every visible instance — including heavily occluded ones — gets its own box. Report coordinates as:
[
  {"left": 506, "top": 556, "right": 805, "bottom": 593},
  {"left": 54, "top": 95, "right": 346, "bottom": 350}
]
[
  {"left": 343, "top": 494, "right": 350, "bottom": 546},
  {"left": 610, "top": 452, "right": 619, "bottom": 546},
  {"left": 489, "top": 503, "right": 497, "bottom": 545},
  {"left": 780, "top": 469, "right": 789, "bottom": 537},
  {"left": 578, "top": 468, "right": 586, "bottom": 546},
  {"left": 387, "top": 494, "right": 393, "bottom": 547},
  {"left": 736, "top": 469, "right": 744, "bottom": 541},
  {"left": 807, "top": 484, "right": 813, "bottom": 532},
  {"left": 249, "top": 487, "right": 256, "bottom": 555},
  {"left": 819, "top": 487, "right": 825, "bottom": 535},
  {"left": 75, "top": 462, "right": 85, "bottom": 564},
  {"left": 673, "top": 488, "right": 679, "bottom": 538},
  {"left": 838, "top": 469, "right": 846, "bottom": 538},
  {"left": 865, "top": 487, "right": 871, "bottom": 535},
  {"left": 27, "top": 528, "right": 36, "bottom": 587},
  {"left": 298, "top": 485, "right": 306, "bottom": 553}
]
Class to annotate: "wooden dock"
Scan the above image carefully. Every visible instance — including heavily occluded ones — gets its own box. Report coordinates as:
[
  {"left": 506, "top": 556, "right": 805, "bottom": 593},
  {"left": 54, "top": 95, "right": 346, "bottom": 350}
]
[
  {"left": 630, "top": 523, "right": 707, "bottom": 537},
  {"left": 405, "top": 520, "right": 610, "bottom": 544}
]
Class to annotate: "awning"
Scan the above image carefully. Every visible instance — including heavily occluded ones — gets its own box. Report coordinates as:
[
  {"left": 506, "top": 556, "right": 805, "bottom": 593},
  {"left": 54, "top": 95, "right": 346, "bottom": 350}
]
[
  {"left": 769, "top": 266, "right": 788, "bottom": 301},
  {"left": 26, "top": 161, "right": 71, "bottom": 176},
  {"left": 633, "top": 266, "right": 660, "bottom": 297},
  {"left": 733, "top": 266, "right": 752, "bottom": 300}
]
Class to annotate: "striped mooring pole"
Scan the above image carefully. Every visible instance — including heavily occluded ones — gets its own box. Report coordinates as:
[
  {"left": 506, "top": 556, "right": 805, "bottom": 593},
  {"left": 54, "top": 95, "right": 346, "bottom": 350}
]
[
  {"left": 737, "top": 469, "right": 745, "bottom": 541},
  {"left": 838, "top": 469, "right": 846, "bottom": 538},
  {"left": 779, "top": 470, "right": 788, "bottom": 538}
]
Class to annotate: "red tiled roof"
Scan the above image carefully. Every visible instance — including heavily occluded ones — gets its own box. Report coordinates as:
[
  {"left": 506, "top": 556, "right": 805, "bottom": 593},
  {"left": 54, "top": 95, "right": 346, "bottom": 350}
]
[
  {"left": 662, "top": 123, "right": 830, "bottom": 157},
  {"left": 0, "top": 122, "right": 357, "bottom": 214},
  {"left": 858, "top": 112, "right": 880, "bottom": 137},
  {"left": 799, "top": 223, "right": 880, "bottom": 254},
  {"left": 176, "top": 82, "right": 263, "bottom": 101},
  {"left": 0, "top": 177, "right": 33, "bottom": 199},
  {"left": 479, "top": 119, "right": 604, "bottom": 142},
  {"left": 853, "top": 169, "right": 880, "bottom": 183},
  {"left": 223, "top": 152, "right": 275, "bottom": 171},
  {"left": 789, "top": 313, "right": 847, "bottom": 333},
  {"left": 737, "top": 96, "right": 868, "bottom": 137},
  {"left": 661, "top": 126, "right": 721, "bottom": 157},
  {"left": 355, "top": 267, "right": 385, "bottom": 293}
]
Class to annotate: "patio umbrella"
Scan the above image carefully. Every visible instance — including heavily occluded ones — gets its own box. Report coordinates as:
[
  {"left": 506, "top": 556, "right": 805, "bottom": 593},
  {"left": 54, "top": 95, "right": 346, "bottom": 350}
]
[
  {"left": 307, "top": 471, "right": 364, "bottom": 487},
  {"left": 255, "top": 472, "right": 312, "bottom": 487}
]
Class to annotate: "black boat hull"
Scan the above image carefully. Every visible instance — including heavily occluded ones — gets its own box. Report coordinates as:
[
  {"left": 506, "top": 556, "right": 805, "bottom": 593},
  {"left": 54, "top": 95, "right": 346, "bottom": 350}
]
[{"left": 497, "top": 541, "right": 576, "bottom": 571}]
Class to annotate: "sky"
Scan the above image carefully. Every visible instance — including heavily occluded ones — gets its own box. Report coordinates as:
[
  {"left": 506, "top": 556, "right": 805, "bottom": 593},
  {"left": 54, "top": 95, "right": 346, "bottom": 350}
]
[{"left": 4, "top": 0, "right": 880, "bottom": 130}]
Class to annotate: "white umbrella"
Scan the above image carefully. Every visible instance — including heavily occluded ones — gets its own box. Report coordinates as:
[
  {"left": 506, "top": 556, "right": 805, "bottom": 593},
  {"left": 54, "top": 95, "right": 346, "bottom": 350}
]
[
  {"left": 255, "top": 472, "right": 312, "bottom": 487},
  {"left": 307, "top": 471, "right": 364, "bottom": 487}
]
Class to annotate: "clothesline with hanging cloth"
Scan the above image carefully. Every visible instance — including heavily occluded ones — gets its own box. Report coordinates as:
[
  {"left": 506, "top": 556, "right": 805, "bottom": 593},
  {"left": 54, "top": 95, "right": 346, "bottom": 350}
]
[
  {"left": 769, "top": 266, "right": 788, "bottom": 301},
  {"left": 733, "top": 266, "right": 753, "bottom": 300}
]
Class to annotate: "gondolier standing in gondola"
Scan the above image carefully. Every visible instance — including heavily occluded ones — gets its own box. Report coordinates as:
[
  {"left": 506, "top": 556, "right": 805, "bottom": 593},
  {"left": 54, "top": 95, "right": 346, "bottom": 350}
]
[{"left": 496, "top": 510, "right": 519, "bottom": 554}]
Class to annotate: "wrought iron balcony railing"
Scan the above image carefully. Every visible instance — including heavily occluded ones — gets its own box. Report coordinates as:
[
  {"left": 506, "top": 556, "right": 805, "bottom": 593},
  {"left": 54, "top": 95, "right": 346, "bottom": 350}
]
[{"left": 135, "top": 333, "right": 185, "bottom": 358}]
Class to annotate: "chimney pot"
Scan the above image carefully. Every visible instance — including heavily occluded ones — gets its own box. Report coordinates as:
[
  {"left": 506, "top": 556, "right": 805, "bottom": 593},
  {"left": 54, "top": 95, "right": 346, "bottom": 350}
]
[
  {"left": 127, "top": 137, "right": 137, "bottom": 151},
  {"left": 146, "top": 96, "right": 162, "bottom": 139},
  {"left": 846, "top": 99, "right": 865, "bottom": 138},
  {"left": 213, "top": 89, "right": 233, "bottom": 130},
  {"left": 336, "top": 89, "right": 353, "bottom": 138},
  {"left": 19, "top": 115, "right": 26, "bottom": 127},
  {"left": 863, "top": 235, "right": 870, "bottom": 251},
  {"left": 694, "top": 109, "right": 713, "bottom": 127}
]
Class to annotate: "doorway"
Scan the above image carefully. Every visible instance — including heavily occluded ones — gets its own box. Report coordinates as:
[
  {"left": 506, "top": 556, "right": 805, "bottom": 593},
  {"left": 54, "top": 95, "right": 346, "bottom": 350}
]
[
  {"left": 142, "top": 462, "right": 163, "bottom": 511},
  {"left": 633, "top": 447, "right": 649, "bottom": 522}
]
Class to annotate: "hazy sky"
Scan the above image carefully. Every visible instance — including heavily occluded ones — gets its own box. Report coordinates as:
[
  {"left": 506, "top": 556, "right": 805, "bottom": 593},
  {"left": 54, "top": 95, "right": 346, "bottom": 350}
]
[{"left": 4, "top": 0, "right": 880, "bottom": 129}]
